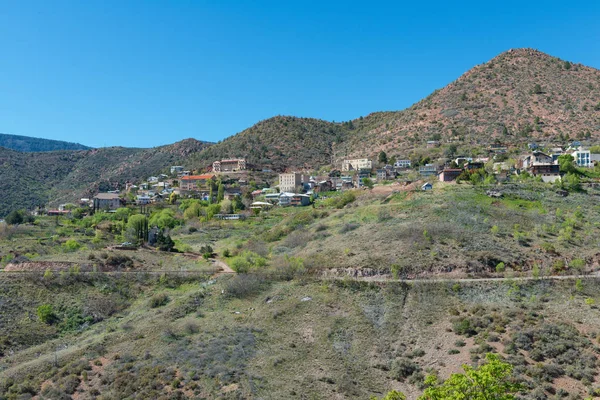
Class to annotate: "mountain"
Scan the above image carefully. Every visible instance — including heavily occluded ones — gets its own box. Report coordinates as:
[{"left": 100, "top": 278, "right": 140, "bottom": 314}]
[
  {"left": 0, "top": 139, "right": 211, "bottom": 217},
  {"left": 0, "top": 133, "right": 91, "bottom": 152},
  {"left": 4, "top": 48, "right": 600, "bottom": 214},
  {"left": 189, "top": 116, "right": 350, "bottom": 171},
  {"left": 339, "top": 48, "right": 600, "bottom": 159}
]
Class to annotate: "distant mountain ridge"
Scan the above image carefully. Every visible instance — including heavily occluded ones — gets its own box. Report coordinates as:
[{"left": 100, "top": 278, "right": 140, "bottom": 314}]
[{"left": 0, "top": 133, "right": 91, "bottom": 152}]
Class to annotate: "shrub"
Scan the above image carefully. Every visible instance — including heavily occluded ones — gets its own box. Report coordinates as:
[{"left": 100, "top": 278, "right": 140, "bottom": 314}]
[
  {"left": 62, "top": 239, "right": 82, "bottom": 252},
  {"left": 496, "top": 262, "right": 505, "bottom": 273},
  {"left": 229, "top": 251, "right": 267, "bottom": 273},
  {"left": 149, "top": 293, "right": 169, "bottom": 308},
  {"left": 391, "top": 357, "right": 421, "bottom": 380},
  {"left": 224, "top": 274, "right": 264, "bottom": 298},
  {"left": 223, "top": 248, "right": 231, "bottom": 257},
  {"left": 37, "top": 304, "right": 57, "bottom": 324},
  {"left": 339, "top": 223, "right": 360, "bottom": 234}
]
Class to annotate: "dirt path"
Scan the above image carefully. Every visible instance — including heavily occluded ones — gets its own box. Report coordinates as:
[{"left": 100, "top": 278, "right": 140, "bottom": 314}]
[{"left": 210, "top": 258, "right": 235, "bottom": 274}]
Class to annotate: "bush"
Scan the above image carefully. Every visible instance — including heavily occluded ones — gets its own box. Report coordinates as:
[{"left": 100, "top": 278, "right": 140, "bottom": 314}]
[
  {"left": 37, "top": 304, "right": 57, "bottom": 324},
  {"left": 229, "top": 251, "right": 267, "bottom": 273},
  {"left": 495, "top": 262, "right": 505, "bottom": 273},
  {"left": 391, "top": 357, "right": 421, "bottom": 380},
  {"left": 339, "top": 223, "right": 360, "bottom": 234},
  {"left": 149, "top": 293, "right": 169, "bottom": 308},
  {"left": 62, "top": 239, "right": 82, "bottom": 253},
  {"left": 224, "top": 274, "right": 264, "bottom": 298}
]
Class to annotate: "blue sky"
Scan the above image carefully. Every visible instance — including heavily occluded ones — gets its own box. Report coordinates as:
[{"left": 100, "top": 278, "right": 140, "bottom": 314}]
[{"left": 1, "top": 1, "right": 600, "bottom": 148}]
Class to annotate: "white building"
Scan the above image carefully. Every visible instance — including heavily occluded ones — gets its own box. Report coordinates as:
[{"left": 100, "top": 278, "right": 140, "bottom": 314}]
[
  {"left": 571, "top": 149, "right": 591, "bottom": 167},
  {"left": 394, "top": 160, "right": 411, "bottom": 168},
  {"left": 342, "top": 158, "right": 372, "bottom": 171}
]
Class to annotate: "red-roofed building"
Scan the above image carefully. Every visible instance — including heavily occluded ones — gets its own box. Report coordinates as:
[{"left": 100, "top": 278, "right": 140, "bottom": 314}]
[{"left": 180, "top": 174, "right": 216, "bottom": 191}]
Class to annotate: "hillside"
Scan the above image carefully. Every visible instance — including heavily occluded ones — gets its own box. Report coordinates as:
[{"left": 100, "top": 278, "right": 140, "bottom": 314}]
[
  {"left": 190, "top": 116, "right": 350, "bottom": 172},
  {"left": 0, "top": 139, "right": 211, "bottom": 216},
  {"left": 339, "top": 48, "right": 600, "bottom": 159},
  {"left": 0, "top": 133, "right": 91, "bottom": 152}
]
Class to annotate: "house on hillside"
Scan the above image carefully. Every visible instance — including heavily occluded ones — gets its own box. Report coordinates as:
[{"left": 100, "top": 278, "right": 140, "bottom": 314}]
[
  {"left": 426, "top": 140, "right": 440, "bottom": 148},
  {"left": 571, "top": 149, "right": 591, "bottom": 167},
  {"left": 464, "top": 161, "right": 484, "bottom": 171},
  {"left": 224, "top": 187, "right": 242, "bottom": 200},
  {"left": 421, "top": 182, "right": 433, "bottom": 191},
  {"left": 419, "top": 164, "right": 438, "bottom": 177},
  {"left": 180, "top": 174, "right": 216, "bottom": 191},
  {"left": 394, "top": 160, "right": 411, "bottom": 169},
  {"left": 93, "top": 193, "right": 121, "bottom": 211},
  {"left": 438, "top": 169, "right": 462, "bottom": 182}
]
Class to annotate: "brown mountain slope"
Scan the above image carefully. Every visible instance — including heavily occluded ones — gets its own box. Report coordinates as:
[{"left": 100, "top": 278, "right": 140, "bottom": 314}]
[
  {"left": 189, "top": 116, "right": 350, "bottom": 172},
  {"left": 339, "top": 48, "right": 600, "bottom": 159}
]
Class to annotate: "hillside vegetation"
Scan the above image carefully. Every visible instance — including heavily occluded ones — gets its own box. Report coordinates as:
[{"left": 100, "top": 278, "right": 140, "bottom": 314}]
[
  {"left": 0, "top": 139, "right": 211, "bottom": 217},
  {"left": 190, "top": 116, "right": 349, "bottom": 172},
  {"left": 0, "top": 133, "right": 91, "bottom": 152},
  {"left": 340, "top": 48, "right": 600, "bottom": 159}
]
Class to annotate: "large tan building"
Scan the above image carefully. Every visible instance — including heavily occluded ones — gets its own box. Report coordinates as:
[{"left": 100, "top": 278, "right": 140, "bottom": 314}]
[
  {"left": 212, "top": 159, "right": 246, "bottom": 173},
  {"left": 279, "top": 173, "right": 303, "bottom": 193},
  {"left": 180, "top": 174, "right": 216, "bottom": 191},
  {"left": 93, "top": 193, "right": 121, "bottom": 211},
  {"left": 341, "top": 158, "right": 372, "bottom": 171}
]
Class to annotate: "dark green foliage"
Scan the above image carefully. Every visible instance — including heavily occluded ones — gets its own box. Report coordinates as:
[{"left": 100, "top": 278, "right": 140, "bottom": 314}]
[
  {"left": 378, "top": 151, "right": 388, "bottom": 164},
  {"left": 156, "top": 231, "right": 175, "bottom": 252}
]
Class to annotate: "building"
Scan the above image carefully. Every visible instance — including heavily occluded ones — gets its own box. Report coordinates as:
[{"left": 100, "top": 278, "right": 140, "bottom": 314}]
[
  {"left": 279, "top": 173, "right": 303, "bottom": 193},
  {"left": 518, "top": 151, "right": 554, "bottom": 170},
  {"left": 426, "top": 140, "right": 440, "bottom": 148},
  {"left": 212, "top": 159, "right": 246, "bottom": 173},
  {"left": 180, "top": 174, "right": 216, "bottom": 191},
  {"left": 421, "top": 182, "right": 433, "bottom": 191},
  {"left": 342, "top": 158, "right": 372, "bottom": 171},
  {"left": 93, "top": 193, "right": 121, "bottom": 211},
  {"left": 170, "top": 166, "right": 184, "bottom": 175},
  {"left": 290, "top": 194, "right": 311, "bottom": 206},
  {"left": 419, "top": 164, "right": 438, "bottom": 177},
  {"left": 530, "top": 164, "right": 561, "bottom": 183},
  {"left": 464, "top": 162, "right": 484, "bottom": 170},
  {"left": 571, "top": 149, "right": 591, "bottom": 167},
  {"left": 376, "top": 169, "right": 387, "bottom": 181},
  {"left": 394, "top": 160, "right": 411, "bottom": 169},
  {"left": 438, "top": 169, "right": 463, "bottom": 182}
]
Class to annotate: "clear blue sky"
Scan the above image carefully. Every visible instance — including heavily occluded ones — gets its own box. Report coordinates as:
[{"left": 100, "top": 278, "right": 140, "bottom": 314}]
[{"left": 2, "top": 1, "right": 600, "bottom": 148}]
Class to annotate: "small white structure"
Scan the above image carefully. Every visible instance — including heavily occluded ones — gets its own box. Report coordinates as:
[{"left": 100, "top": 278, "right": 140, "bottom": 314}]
[{"left": 421, "top": 182, "right": 433, "bottom": 191}]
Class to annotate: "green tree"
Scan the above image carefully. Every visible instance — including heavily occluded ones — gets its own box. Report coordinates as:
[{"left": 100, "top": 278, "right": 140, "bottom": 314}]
[
  {"left": 419, "top": 353, "right": 521, "bottom": 400},
  {"left": 562, "top": 173, "right": 581, "bottom": 192},
  {"left": 378, "top": 151, "right": 388, "bottom": 164},
  {"left": 5, "top": 210, "right": 24, "bottom": 225},
  {"left": 362, "top": 178, "right": 374, "bottom": 189},
  {"left": 217, "top": 183, "right": 225, "bottom": 202},
  {"left": 557, "top": 154, "right": 577, "bottom": 174},
  {"left": 532, "top": 83, "right": 543, "bottom": 94},
  {"left": 127, "top": 214, "right": 149, "bottom": 243},
  {"left": 149, "top": 209, "right": 178, "bottom": 229}
]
